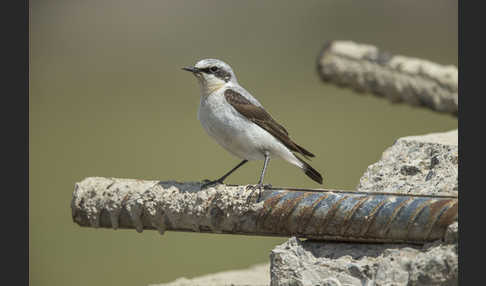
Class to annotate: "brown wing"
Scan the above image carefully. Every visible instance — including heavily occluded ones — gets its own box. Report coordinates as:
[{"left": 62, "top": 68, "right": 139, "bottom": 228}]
[{"left": 224, "top": 89, "right": 315, "bottom": 158}]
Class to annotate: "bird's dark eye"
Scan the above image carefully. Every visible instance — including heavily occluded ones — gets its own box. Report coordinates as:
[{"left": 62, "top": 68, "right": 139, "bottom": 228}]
[{"left": 210, "top": 66, "right": 218, "bottom": 73}]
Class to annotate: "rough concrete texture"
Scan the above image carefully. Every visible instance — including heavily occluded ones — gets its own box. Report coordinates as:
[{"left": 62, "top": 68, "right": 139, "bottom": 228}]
[
  {"left": 71, "top": 178, "right": 263, "bottom": 235},
  {"left": 270, "top": 130, "right": 458, "bottom": 286},
  {"left": 358, "top": 129, "right": 458, "bottom": 196},
  {"left": 151, "top": 263, "right": 270, "bottom": 286},
  {"left": 317, "top": 41, "right": 458, "bottom": 115},
  {"left": 270, "top": 237, "right": 458, "bottom": 286}
]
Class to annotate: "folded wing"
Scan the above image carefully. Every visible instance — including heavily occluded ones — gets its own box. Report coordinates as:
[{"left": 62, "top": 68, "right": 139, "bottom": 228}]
[{"left": 224, "top": 89, "right": 315, "bottom": 159}]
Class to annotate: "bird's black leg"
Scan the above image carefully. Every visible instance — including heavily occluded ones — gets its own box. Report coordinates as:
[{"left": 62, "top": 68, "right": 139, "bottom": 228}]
[{"left": 201, "top": 159, "right": 248, "bottom": 189}]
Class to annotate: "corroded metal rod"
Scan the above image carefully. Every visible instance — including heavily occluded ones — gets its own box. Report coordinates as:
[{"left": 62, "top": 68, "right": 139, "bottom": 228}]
[
  {"left": 71, "top": 177, "right": 457, "bottom": 244},
  {"left": 316, "top": 41, "right": 458, "bottom": 115}
]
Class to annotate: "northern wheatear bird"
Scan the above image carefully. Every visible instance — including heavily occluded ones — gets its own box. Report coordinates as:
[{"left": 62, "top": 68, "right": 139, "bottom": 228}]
[{"left": 182, "top": 59, "right": 323, "bottom": 189}]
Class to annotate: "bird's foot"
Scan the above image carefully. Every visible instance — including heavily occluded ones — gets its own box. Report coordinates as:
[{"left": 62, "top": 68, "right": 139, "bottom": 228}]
[
  {"left": 245, "top": 183, "right": 272, "bottom": 203},
  {"left": 246, "top": 183, "right": 272, "bottom": 190},
  {"left": 200, "top": 179, "right": 224, "bottom": 189}
]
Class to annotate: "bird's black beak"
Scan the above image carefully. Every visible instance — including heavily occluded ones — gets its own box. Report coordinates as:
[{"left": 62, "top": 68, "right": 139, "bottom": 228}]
[{"left": 182, "top": 66, "right": 199, "bottom": 73}]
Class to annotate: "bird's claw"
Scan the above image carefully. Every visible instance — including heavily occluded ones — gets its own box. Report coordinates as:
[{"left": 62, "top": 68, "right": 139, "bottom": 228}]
[
  {"left": 245, "top": 183, "right": 272, "bottom": 191},
  {"left": 245, "top": 183, "right": 272, "bottom": 203}
]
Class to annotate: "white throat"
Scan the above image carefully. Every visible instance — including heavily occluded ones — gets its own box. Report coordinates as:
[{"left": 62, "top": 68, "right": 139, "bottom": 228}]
[
  {"left": 203, "top": 81, "right": 225, "bottom": 95},
  {"left": 198, "top": 76, "right": 229, "bottom": 95}
]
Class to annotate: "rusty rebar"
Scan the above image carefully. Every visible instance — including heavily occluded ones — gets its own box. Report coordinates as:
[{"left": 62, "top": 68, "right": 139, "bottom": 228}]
[
  {"left": 257, "top": 189, "right": 457, "bottom": 243},
  {"left": 71, "top": 177, "right": 457, "bottom": 244}
]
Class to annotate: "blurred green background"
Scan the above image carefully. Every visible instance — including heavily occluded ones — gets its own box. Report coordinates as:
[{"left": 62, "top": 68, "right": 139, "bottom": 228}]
[{"left": 30, "top": 0, "right": 457, "bottom": 285}]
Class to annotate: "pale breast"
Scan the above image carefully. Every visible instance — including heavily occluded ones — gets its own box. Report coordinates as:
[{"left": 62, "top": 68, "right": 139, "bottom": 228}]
[{"left": 197, "top": 92, "right": 266, "bottom": 160}]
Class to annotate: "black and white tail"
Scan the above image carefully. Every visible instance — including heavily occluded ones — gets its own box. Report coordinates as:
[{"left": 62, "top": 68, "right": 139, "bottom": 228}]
[{"left": 296, "top": 156, "right": 323, "bottom": 184}]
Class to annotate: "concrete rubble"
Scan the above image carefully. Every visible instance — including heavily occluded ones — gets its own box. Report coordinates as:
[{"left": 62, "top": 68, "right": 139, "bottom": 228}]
[
  {"left": 156, "top": 129, "right": 458, "bottom": 286},
  {"left": 270, "top": 237, "right": 457, "bottom": 286},
  {"left": 357, "top": 129, "right": 458, "bottom": 196},
  {"left": 270, "top": 129, "right": 458, "bottom": 286}
]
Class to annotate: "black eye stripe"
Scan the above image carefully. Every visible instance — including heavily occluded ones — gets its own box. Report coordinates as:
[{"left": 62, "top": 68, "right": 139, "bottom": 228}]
[
  {"left": 200, "top": 67, "right": 219, "bottom": 74},
  {"left": 200, "top": 66, "right": 232, "bottom": 82}
]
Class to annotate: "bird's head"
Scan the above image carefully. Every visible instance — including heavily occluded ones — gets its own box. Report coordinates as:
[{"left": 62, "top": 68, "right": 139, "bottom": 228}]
[{"left": 182, "top": 59, "right": 237, "bottom": 94}]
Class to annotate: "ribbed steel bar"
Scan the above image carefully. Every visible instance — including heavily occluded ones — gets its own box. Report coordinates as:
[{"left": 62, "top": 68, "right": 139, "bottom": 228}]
[
  {"left": 257, "top": 189, "right": 457, "bottom": 243},
  {"left": 71, "top": 177, "right": 458, "bottom": 244}
]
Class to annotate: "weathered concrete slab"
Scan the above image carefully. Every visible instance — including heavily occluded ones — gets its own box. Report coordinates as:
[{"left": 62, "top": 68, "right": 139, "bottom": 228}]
[
  {"left": 270, "top": 129, "right": 458, "bottom": 286},
  {"left": 358, "top": 129, "right": 458, "bottom": 196},
  {"left": 270, "top": 237, "right": 457, "bottom": 286}
]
